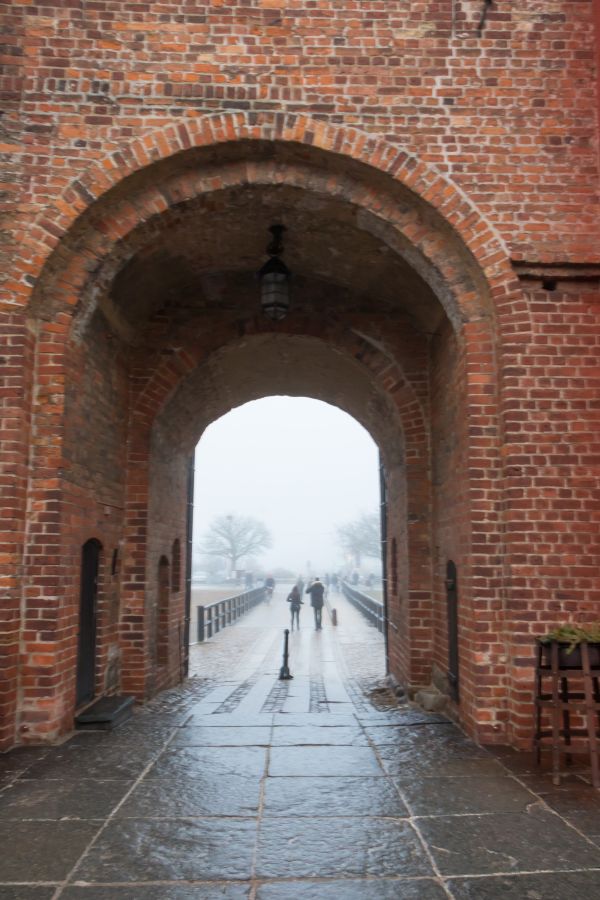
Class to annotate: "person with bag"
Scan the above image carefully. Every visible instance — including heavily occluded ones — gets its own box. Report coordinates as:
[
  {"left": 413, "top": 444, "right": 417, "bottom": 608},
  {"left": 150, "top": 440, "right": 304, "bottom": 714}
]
[
  {"left": 305, "top": 577, "right": 325, "bottom": 630},
  {"left": 286, "top": 584, "right": 303, "bottom": 631}
]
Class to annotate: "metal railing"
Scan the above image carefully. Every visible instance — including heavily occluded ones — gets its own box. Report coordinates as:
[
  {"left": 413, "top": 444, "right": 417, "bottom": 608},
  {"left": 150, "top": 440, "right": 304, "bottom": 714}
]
[
  {"left": 341, "top": 581, "right": 385, "bottom": 633},
  {"left": 196, "top": 587, "right": 267, "bottom": 642}
]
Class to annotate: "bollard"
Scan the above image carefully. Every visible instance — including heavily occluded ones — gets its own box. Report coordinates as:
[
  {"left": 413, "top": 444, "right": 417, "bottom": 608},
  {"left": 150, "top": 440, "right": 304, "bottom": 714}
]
[
  {"left": 279, "top": 628, "right": 294, "bottom": 680},
  {"left": 331, "top": 608, "right": 338, "bottom": 626}
]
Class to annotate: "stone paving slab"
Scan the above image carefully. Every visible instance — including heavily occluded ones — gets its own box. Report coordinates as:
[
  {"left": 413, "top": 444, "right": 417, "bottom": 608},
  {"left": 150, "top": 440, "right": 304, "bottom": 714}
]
[
  {"left": 63, "top": 887, "right": 250, "bottom": 899},
  {"left": 418, "top": 807, "right": 600, "bottom": 876},
  {"left": 357, "top": 711, "right": 450, "bottom": 726},
  {"left": 255, "top": 878, "right": 448, "bottom": 899},
  {"left": 364, "top": 722, "right": 454, "bottom": 743},
  {"left": 75, "top": 818, "right": 257, "bottom": 882},
  {"left": 262, "top": 775, "right": 409, "bottom": 817},
  {"left": 184, "top": 715, "right": 273, "bottom": 728},
  {"left": 0, "top": 890, "right": 56, "bottom": 900},
  {"left": 399, "top": 774, "right": 536, "bottom": 816},
  {"left": 516, "top": 775, "right": 600, "bottom": 843},
  {"left": 2, "top": 589, "right": 600, "bottom": 896},
  {"left": 0, "top": 820, "right": 100, "bottom": 881},
  {"left": 380, "top": 748, "right": 502, "bottom": 779},
  {"left": 116, "top": 774, "right": 262, "bottom": 819},
  {"left": 0, "top": 747, "right": 49, "bottom": 778},
  {"left": 0, "top": 777, "right": 131, "bottom": 820},
  {"left": 170, "top": 726, "right": 272, "bottom": 747},
  {"left": 270, "top": 725, "right": 368, "bottom": 746},
  {"left": 147, "top": 746, "right": 267, "bottom": 780},
  {"left": 446, "top": 870, "right": 600, "bottom": 899},
  {"left": 271, "top": 713, "right": 357, "bottom": 726},
  {"left": 256, "top": 817, "right": 433, "bottom": 879},
  {"left": 20, "top": 742, "right": 159, "bottom": 782},
  {"left": 269, "top": 744, "right": 381, "bottom": 777}
]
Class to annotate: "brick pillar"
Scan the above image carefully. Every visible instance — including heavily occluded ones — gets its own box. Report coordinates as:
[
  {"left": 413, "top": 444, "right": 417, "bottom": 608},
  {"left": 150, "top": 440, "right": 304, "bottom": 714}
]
[{"left": 0, "top": 312, "right": 34, "bottom": 750}]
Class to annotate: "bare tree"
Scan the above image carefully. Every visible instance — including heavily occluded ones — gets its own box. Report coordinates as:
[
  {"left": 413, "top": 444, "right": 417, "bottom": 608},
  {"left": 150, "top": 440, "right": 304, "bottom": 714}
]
[
  {"left": 199, "top": 514, "right": 272, "bottom": 572},
  {"left": 336, "top": 511, "right": 380, "bottom": 567}
]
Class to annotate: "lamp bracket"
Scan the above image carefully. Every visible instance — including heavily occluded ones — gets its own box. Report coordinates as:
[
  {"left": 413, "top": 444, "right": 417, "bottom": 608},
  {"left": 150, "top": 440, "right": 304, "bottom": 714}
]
[{"left": 267, "top": 224, "right": 286, "bottom": 256}]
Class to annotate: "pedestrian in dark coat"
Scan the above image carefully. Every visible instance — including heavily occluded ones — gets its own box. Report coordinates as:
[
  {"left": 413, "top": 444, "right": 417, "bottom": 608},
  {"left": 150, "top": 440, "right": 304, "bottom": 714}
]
[
  {"left": 305, "top": 577, "right": 325, "bottom": 630},
  {"left": 286, "top": 585, "right": 303, "bottom": 631}
]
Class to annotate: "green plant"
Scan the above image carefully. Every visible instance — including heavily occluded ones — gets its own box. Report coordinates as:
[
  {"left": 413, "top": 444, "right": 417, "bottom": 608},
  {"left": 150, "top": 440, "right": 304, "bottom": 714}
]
[{"left": 539, "top": 624, "right": 600, "bottom": 655}]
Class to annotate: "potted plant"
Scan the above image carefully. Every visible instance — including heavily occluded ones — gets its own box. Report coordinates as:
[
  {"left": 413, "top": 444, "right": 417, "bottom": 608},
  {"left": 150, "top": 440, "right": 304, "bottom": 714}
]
[{"left": 538, "top": 624, "right": 600, "bottom": 669}]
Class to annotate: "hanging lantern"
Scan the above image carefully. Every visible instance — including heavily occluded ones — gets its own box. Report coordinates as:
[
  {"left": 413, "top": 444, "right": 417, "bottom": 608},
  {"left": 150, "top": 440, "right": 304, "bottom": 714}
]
[{"left": 258, "top": 224, "right": 291, "bottom": 321}]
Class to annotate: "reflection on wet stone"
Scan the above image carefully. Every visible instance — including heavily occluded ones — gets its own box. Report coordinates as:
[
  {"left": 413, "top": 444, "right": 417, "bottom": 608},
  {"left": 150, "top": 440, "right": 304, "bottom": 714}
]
[
  {"left": 171, "top": 726, "right": 271, "bottom": 747},
  {"left": 256, "top": 818, "right": 433, "bottom": 878},
  {"left": 270, "top": 725, "right": 368, "bottom": 745},
  {"left": 62, "top": 886, "right": 250, "bottom": 899},
  {"left": 2, "top": 590, "right": 600, "bottom": 896},
  {"left": 263, "top": 776, "right": 408, "bottom": 817},
  {"left": 256, "top": 880, "right": 447, "bottom": 900},
  {"left": 269, "top": 745, "right": 381, "bottom": 776},
  {"left": 147, "top": 745, "right": 267, "bottom": 779},
  {"left": 117, "top": 775, "right": 261, "bottom": 818},
  {"left": 76, "top": 818, "right": 256, "bottom": 882}
]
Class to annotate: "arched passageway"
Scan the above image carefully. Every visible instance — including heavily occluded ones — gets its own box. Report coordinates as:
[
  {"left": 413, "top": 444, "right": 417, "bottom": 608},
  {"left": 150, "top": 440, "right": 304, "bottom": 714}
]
[{"left": 5, "top": 118, "right": 523, "bottom": 750}]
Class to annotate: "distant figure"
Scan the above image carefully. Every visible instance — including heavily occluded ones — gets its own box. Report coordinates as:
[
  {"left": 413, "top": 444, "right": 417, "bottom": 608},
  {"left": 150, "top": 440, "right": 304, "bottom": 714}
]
[
  {"left": 286, "top": 584, "right": 304, "bottom": 631},
  {"left": 306, "top": 577, "right": 325, "bottom": 630},
  {"left": 331, "top": 573, "right": 339, "bottom": 592},
  {"left": 245, "top": 571, "right": 254, "bottom": 589},
  {"left": 296, "top": 576, "right": 304, "bottom": 598},
  {"left": 264, "top": 574, "right": 275, "bottom": 599},
  {"left": 351, "top": 571, "right": 359, "bottom": 586}
]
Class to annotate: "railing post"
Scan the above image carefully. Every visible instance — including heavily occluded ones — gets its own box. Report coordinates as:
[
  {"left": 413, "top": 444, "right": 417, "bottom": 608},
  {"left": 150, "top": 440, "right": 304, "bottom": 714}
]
[{"left": 192, "top": 585, "right": 273, "bottom": 645}]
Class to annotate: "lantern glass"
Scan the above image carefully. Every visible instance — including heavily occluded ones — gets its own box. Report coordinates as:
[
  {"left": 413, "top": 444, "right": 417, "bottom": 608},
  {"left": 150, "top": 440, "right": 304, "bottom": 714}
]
[{"left": 259, "top": 255, "right": 290, "bottom": 321}]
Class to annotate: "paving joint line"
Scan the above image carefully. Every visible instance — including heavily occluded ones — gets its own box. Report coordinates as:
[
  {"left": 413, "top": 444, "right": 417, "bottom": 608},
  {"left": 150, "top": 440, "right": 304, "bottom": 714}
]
[
  {"left": 48, "top": 722, "right": 183, "bottom": 900},
  {"left": 358, "top": 719, "right": 456, "bottom": 899}
]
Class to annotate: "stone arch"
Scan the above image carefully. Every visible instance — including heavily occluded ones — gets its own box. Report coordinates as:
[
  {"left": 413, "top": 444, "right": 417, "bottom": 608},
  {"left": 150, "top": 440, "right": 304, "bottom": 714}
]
[
  {"left": 7, "top": 114, "right": 523, "bottom": 745},
  {"left": 138, "top": 330, "right": 430, "bottom": 695},
  {"left": 15, "top": 112, "right": 524, "bottom": 336}
]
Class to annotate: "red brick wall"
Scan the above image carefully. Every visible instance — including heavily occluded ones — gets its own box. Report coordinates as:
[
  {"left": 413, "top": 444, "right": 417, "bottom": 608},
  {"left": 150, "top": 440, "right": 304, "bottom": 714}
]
[
  {"left": 1, "top": 0, "right": 599, "bottom": 749},
  {"left": 0, "top": 314, "right": 34, "bottom": 748},
  {"left": 430, "top": 319, "right": 466, "bottom": 690},
  {"left": 17, "top": 309, "right": 129, "bottom": 741},
  {"left": 1, "top": 1, "right": 597, "bottom": 264},
  {"left": 505, "top": 279, "right": 600, "bottom": 743}
]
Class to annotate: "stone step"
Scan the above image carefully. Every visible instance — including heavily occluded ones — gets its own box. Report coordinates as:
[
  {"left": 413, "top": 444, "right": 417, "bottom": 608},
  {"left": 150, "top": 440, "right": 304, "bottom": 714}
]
[{"left": 75, "top": 694, "right": 135, "bottom": 731}]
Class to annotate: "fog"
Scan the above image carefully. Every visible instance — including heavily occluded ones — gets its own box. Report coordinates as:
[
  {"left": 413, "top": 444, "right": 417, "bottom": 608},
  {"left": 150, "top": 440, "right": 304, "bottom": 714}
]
[{"left": 193, "top": 396, "right": 381, "bottom": 576}]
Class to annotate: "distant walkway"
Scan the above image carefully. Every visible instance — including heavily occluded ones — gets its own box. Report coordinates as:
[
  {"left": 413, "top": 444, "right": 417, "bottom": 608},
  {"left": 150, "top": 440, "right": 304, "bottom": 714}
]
[
  {"left": 1, "top": 584, "right": 600, "bottom": 897},
  {"left": 188, "top": 581, "right": 386, "bottom": 710}
]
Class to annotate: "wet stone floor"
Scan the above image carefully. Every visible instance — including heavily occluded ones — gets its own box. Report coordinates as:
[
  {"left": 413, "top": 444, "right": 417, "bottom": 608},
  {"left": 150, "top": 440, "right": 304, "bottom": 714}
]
[{"left": 2, "top": 587, "right": 600, "bottom": 899}]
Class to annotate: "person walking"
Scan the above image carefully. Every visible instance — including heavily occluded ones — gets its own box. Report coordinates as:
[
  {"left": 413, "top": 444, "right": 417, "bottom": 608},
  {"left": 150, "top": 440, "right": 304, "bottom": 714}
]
[
  {"left": 305, "top": 577, "right": 325, "bottom": 630},
  {"left": 286, "top": 584, "right": 303, "bottom": 631}
]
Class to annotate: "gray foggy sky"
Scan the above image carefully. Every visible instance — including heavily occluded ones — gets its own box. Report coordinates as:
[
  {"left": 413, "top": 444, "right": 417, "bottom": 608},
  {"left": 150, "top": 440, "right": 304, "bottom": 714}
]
[{"left": 193, "top": 396, "right": 381, "bottom": 574}]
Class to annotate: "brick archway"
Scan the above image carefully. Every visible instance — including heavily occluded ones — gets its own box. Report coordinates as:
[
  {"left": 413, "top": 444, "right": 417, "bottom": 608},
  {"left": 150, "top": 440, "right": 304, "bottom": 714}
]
[
  {"left": 16, "top": 113, "right": 526, "bottom": 352},
  {"left": 1, "top": 115, "right": 526, "bottom": 749},
  {"left": 13, "top": 112, "right": 522, "bottom": 322},
  {"left": 126, "top": 327, "right": 431, "bottom": 698}
]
